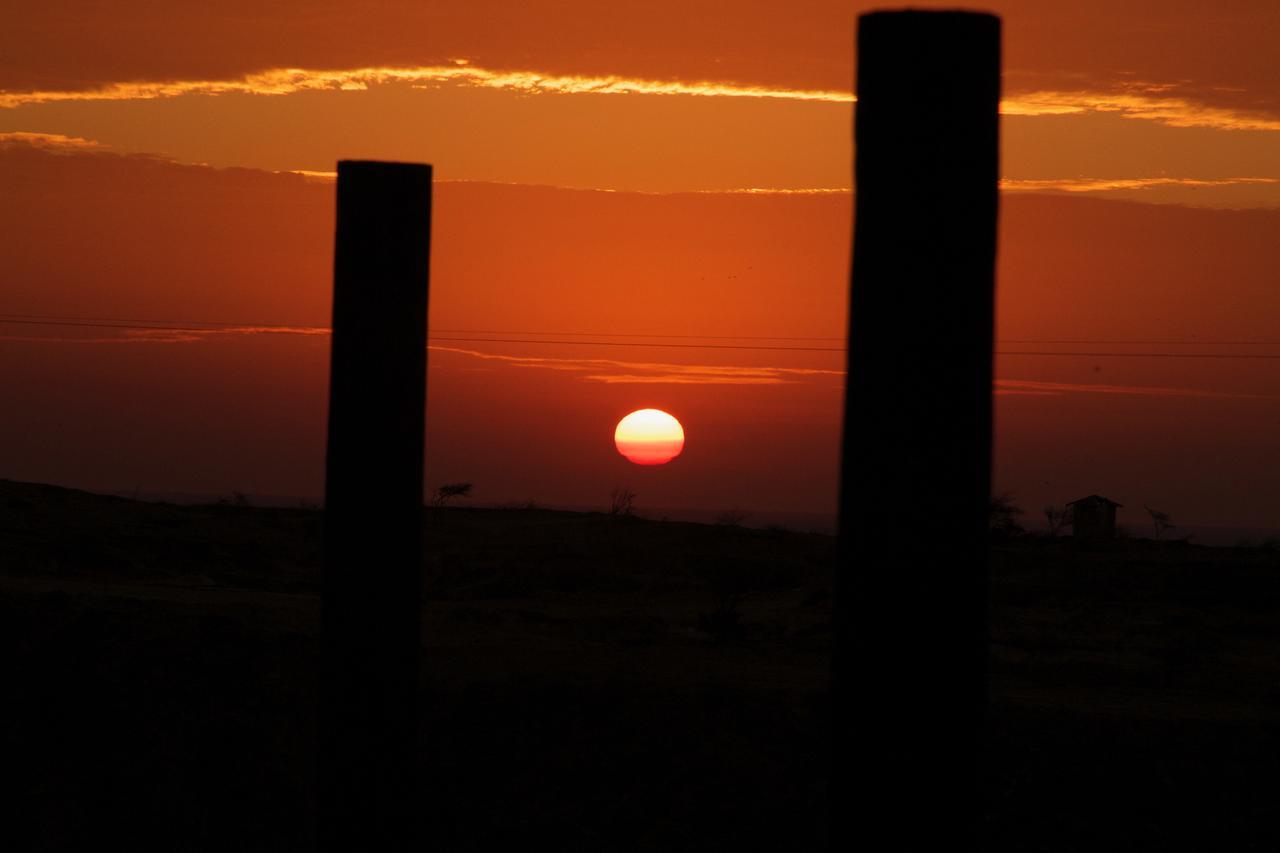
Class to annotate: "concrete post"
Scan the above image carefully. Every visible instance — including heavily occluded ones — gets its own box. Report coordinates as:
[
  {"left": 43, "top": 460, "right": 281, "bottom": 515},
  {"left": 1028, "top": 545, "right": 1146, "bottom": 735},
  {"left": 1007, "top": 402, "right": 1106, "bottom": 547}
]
[
  {"left": 320, "top": 160, "right": 432, "bottom": 851},
  {"left": 837, "top": 10, "right": 1001, "bottom": 846}
]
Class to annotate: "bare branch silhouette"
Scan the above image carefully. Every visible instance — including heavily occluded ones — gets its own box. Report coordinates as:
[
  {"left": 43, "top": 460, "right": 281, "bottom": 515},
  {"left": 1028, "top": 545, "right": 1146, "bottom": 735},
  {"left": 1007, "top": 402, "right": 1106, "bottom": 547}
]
[
  {"left": 1044, "top": 505, "right": 1072, "bottom": 537},
  {"left": 432, "top": 482, "right": 473, "bottom": 507},
  {"left": 609, "top": 487, "right": 636, "bottom": 517},
  {"left": 1146, "top": 505, "right": 1176, "bottom": 539}
]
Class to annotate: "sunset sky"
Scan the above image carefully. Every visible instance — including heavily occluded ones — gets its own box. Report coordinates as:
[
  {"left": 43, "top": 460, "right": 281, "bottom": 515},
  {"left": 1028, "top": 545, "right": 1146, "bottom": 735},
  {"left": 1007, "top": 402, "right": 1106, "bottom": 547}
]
[{"left": 3, "top": 2, "right": 1279, "bottom": 535}]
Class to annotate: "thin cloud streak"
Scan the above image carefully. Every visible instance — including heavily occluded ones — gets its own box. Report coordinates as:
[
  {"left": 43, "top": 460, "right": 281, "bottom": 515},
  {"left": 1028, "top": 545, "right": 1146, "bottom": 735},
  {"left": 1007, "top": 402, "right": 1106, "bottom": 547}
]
[
  {"left": 0, "top": 64, "right": 853, "bottom": 109},
  {"left": 429, "top": 344, "right": 843, "bottom": 385},
  {"left": 686, "top": 178, "right": 1280, "bottom": 196},
  {"left": 582, "top": 374, "right": 787, "bottom": 385},
  {"left": 3, "top": 134, "right": 1266, "bottom": 202},
  {"left": 995, "top": 379, "right": 1266, "bottom": 400},
  {"left": 3, "top": 138, "right": 1267, "bottom": 201},
  {"left": 694, "top": 187, "right": 850, "bottom": 195},
  {"left": 432, "top": 347, "right": 1270, "bottom": 397},
  {"left": 0, "top": 325, "right": 331, "bottom": 344},
  {"left": 0, "top": 131, "right": 108, "bottom": 150},
  {"left": 0, "top": 334, "right": 176, "bottom": 345},
  {"left": 1001, "top": 176, "right": 1280, "bottom": 194},
  {"left": 2, "top": 327, "right": 1270, "bottom": 398},
  {"left": 1006, "top": 88, "right": 1280, "bottom": 131},
  {"left": 3, "top": 64, "right": 1279, "bottom": 133}
]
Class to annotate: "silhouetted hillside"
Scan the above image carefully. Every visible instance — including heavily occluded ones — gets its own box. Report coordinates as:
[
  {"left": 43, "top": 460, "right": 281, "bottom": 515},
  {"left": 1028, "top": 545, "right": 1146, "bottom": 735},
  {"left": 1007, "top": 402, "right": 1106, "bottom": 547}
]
[{"left": 3, "top": 479, "right": 1278, "bottom": 850}]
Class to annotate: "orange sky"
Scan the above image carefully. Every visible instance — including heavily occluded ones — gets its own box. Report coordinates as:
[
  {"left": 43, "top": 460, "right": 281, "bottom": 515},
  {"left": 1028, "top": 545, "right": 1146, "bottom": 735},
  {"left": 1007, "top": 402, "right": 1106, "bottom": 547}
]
[
  {"left": 5, "top": 3, "right": 1279, "bottom": 113},
  {"left": 3, "top": 2, "right": 1280, "bottom": 199},
  {"left": 2, "top": 4, "right": 1279, "bottom": 534}
]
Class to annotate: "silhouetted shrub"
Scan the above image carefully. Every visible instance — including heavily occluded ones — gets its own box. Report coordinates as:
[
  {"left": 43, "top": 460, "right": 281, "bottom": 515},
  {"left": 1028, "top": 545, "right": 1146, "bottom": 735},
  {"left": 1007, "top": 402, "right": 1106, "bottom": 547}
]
[
  {"left": 990, "top": 493, "right": 1025, "bottom": 538},
  {"left": 609, "top": 488, "right": 636, "bottom": 517},
  {"left": 1145, "top": 505, "right": 1176, "bottom": 539},
  {"left": 1044, "top": 505, "right": 1071, "bottom": 537},
  {"left": 433, "top": 482, "right": 473, "bottom": 507}
]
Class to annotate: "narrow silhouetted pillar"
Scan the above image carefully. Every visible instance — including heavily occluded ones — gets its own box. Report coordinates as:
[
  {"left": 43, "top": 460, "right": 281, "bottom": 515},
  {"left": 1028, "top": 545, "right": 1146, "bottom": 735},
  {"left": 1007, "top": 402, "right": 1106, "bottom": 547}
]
[
  {"left": 836, "top": 10, "right": 1000, "bottom": 848},
  {"left": 321, "top": 160, "right": 431, "bottom": 851}
]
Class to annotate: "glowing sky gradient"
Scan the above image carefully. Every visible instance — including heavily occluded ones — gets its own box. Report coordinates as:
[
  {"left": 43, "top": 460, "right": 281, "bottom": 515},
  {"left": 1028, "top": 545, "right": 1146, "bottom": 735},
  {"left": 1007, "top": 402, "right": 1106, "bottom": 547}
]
[
  {"left": 2, "top": 3, "right": 1279, "bottom": 531},
  {"left": 2, "top": 2, "right": 1279, "bottom": 201}
]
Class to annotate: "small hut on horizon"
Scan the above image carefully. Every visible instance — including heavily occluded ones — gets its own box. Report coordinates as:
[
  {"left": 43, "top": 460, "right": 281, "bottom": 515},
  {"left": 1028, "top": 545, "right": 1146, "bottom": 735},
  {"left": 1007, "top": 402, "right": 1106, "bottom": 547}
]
[{"left": 1067, "top": 495, "right": 1122, "bottom": 540}]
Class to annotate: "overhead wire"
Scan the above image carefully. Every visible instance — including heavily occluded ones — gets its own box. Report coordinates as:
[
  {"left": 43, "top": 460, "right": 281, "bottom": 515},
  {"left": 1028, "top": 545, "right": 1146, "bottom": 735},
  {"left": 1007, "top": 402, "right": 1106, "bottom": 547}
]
[{"left": 4, "top": 312, "right": 1280, "bottom": 359}]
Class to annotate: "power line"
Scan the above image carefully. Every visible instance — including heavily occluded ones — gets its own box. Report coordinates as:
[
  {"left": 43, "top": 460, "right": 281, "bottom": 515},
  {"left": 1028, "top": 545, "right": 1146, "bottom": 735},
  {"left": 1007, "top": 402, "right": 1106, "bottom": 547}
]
[
  {"left": 0, "top": 319, "right": 844, "bottom": 352},
  {"left": 0, "top": 312, "right": 286, "bottom": 329},
  {"left": 999, "top": 339, "right": 1280, "bottom": 346},
  {"left": 996, "top": 350, "right": 1280, "bottom": 360},
  {"left": 436, "top": 337, "right": 1280, "bottom": 358},
  {"left": 0, "top": 312, "right": 845, "bottom": 341},
  {"left": 4, "top": 312, "right": 1280, "bottom": 346},
  {"left": 6, "top": 310, "right": 1280, "bottom": 346},
  {"left": 436, "top": 329, "right": 849, "bottom": 342},
  {"left": 432, "top": 336, "right": 843, "bottom": 352},
  {"left": 0, "top": 318, "right": 246, "bottom": 334},
  {"left": 5, "top": 314, "right": 1280, "bottom": 359}
]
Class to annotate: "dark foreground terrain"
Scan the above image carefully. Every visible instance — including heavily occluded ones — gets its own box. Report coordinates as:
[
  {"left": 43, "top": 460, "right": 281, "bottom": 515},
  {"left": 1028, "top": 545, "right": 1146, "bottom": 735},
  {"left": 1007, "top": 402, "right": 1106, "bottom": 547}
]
[{"left": 3, "top": 479, "right": 1278, "bottom": 851}]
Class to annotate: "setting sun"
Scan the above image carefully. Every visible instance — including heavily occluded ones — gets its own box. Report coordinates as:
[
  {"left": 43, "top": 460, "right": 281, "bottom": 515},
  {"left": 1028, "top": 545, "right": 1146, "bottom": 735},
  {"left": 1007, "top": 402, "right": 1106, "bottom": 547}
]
[{"left": 614, "top": 408, "right": 685, "bottom": 465}]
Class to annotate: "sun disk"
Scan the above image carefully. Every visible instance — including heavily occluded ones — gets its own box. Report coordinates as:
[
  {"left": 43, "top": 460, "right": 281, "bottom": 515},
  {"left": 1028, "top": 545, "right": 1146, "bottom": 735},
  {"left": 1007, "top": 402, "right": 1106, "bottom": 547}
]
[{"left": 614, "top": 409, "right": 685, "bottom": 465}]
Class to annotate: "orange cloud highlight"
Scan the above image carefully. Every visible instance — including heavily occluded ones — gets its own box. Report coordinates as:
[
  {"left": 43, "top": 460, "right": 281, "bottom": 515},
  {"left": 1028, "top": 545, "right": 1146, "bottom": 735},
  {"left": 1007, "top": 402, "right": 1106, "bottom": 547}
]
[
  {"left": 1000, "top": 177, "right": 1280, "bottom": 194},
  {"left": 429, "top": 345, "right": 843, "bottom": 385},
  {"left": 0, "top": 64, "right": 853, "bottom": 109},
  {"left": 5, "top": 64, "right": 1278, "bottom": 133},
  {"left": 0, "top": 131, "right": 107, "bottom": 150},
  {"left": 1003, "top": 88, "right": 1280, "bottom": 131}
]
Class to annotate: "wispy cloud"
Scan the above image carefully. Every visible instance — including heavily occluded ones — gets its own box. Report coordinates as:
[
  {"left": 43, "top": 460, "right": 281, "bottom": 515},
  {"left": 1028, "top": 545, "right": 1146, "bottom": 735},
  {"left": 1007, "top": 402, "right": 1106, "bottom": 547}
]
[
  {"left": 3, "top": 323, "right": 1272, "bottom": 399},
  {"left": 429, "top": 344, "right": 843, "bottom": 385},
  {"left": 0, "top": 131, "right": 108, "bottom": 150},
  {"left": 287, "top": 168, "right": 338, "bottom": 180},
  {"left": 693, "top": 187, "right": 850, "bottom": 195},
  {"left": 0, "top": 323, "right": 840, "bottom": 385},
  {"left": 0, "top": 323, "right": 329, "bottom": 345},
  {"left": 432, "top": 348, "right": 1270, "bottom": 397},
  {"left": 1000, "top": 176, "right": 1280, "bottom": 194},
  {"left": 132, "top": 325, "right": 330, "bottom": 342},
  {"left": 1003, "top": 87, "right": 1280, "bottom": 132},
  {"left": 995, "top": 378, "right": 1264, "bottom": 400},
  {"left": 4, "top": 64, "right": 1279, "bottom": 133},
  {"left": 0, "top": 63, "right": 853, "bottom": 109},
  {"left": 737, "top": 178, "right": 1280, "bottom": 197},
  {"left": 8, "top": 132, "right": 1262, "bottom": 204},
  {"left": 0, "top": 333, "right": 164, "bottom": 345}
]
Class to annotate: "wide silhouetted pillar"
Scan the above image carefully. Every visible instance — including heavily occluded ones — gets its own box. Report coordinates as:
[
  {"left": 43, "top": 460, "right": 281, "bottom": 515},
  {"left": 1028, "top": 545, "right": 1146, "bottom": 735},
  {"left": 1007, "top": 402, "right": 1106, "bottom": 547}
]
[
  {"left": 836, "top": 10, "right": 1000, "bottom": 847},
  {"left": 320, "top": 160, "right": 432, "bottom": 851}
]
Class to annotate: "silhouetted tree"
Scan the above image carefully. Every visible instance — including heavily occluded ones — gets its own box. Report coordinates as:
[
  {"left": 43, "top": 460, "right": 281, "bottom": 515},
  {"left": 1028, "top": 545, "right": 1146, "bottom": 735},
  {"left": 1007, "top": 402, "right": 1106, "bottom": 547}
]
[
  {"left": 432, "top": 482, "right": 473, "bottom": 507},
  {"left": 1146, "top": 506, "right": 1175, "bottom": 539},
  {"left": 1044, "top": 505, "right": 1072, "bottom": 537},
  {"left": 990, "top": 492, "right": 1024, "bottom": 537},
  {"left": 609, "top": 487, "right": 636, "bottom": 516}
]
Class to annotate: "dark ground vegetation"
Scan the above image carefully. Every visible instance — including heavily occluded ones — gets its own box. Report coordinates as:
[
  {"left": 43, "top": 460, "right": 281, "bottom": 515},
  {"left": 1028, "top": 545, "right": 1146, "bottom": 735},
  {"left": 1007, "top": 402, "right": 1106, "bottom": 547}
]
[{"left": 2, "top": 479, "right": 1278, "bottom": 850}]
